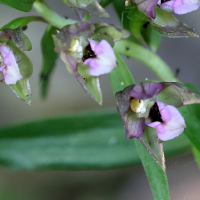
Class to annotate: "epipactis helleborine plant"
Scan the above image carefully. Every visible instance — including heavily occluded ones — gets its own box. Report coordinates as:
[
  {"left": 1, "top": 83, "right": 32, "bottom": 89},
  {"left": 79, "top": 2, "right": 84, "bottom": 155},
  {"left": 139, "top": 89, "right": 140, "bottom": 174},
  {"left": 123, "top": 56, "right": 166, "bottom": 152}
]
[
  {"left": 116, "top": 81, "right": 200, "bottom": 169},
  {"left": 133, "top": 0, "right": 200, "bottom": 19}
]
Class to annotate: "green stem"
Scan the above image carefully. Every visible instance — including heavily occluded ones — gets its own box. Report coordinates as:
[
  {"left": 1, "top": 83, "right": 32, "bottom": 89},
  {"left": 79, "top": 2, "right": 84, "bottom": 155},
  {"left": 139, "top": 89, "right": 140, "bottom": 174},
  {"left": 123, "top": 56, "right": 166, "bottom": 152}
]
[
  {"left": 114, "top": 40, "right": 178, "bottom": 82},
  {"left": 33, "top": 0, "right": 76, "bottom": 29}
]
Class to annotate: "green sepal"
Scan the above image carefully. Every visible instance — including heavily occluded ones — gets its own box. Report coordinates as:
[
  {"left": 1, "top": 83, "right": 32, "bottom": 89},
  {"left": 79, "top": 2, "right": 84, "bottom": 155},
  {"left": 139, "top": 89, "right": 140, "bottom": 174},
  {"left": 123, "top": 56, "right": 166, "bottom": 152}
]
[
  {"left": 92, "top": 22, "right": 130, "bottom": 46},
  {"left": 150, "top": 8, "right": 199, "bottom": 38},
  {"left": 140, "top": 126, "right": 165, "bottom": 171},
  {"left": 63, "top": 0, "right": 109, "bottom": 18},
  {"left": 40, "top": 25, "right": 58, "bottom": 98},
  {"left": 0, "top": 0, "right": 35, "bottom": 12},
  {"left": 1, "top": 27, "right": 32, "bottom": 51},
  {"left": 7, "top": 40, "right": 33, "bottom": 104},
  {"left": 77, "top": 63, "right": 102, "bottom": 105}
]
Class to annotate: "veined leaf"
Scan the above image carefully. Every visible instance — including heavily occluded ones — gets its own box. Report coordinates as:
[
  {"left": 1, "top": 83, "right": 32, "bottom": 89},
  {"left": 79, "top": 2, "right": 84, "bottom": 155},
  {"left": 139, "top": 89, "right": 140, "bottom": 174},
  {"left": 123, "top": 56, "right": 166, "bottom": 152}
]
[{"left": 0, "top": 110, "right": 190, "bottom": 170}]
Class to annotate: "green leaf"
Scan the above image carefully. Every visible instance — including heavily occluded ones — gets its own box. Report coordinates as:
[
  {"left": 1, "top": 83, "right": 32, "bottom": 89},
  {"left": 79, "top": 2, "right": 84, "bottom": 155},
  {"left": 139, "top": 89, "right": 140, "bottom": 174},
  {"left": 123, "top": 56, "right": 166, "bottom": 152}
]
[
  {"left": 0, "top": 16, "right": 45, "bottom": 31},
  {"left": 178, "top": 83, "right": 200, "bottom": 153},
  {"left": 135, "top": 139, "right": 170, "bottom": 200},
  {"left": 150, "top": 9, "right": 199, "bottom": 38},
  {"left": 108, "top": 50, "right": 134, "bottom": 93},
  {"left": 0, "top": 0, "right": 35, "bottom": 12},
  {"left": 0, "top": 110, "right": 191, "bottom": 170},
  {"left": 40, "top": 25, "right": 58, "bottom": 98},
  {"left": 8, "top": 40, "right": 33, "bottom": 104},
  {"left": 142, "top": 24, "right": 161, "bottom": 52},
  {"left": 100, "top": 0, "right": 113, "bottom": 7}
]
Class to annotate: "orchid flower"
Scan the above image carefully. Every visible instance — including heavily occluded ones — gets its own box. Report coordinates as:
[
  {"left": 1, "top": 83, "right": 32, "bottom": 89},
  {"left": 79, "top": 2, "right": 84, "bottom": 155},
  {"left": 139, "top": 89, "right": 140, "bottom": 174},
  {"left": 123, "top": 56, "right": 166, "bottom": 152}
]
[
  {"left": 116, "top": 81, "right": 200, "bottom": 141},
  {"left": 53, "top": 21, "right": 129, "bottom": 104},
  {"left": 133, "top": 0, "right": 200, "bottom": 19},
  {"left": 0, "top": 43, "right": 22, "bottom": 85},
  {"left": 83, "top": 39, "right": 117, "bottom": 76}
]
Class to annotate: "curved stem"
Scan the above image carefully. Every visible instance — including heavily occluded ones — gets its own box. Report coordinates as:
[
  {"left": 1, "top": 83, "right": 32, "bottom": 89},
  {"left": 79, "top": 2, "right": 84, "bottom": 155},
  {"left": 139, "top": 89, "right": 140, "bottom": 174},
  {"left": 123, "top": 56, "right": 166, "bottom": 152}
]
[
  {"left": 33, "top": 0, "right": 76, "bottom": 29},
  {"left": 114, "top": 39, "right": 178, "bottom": 82}
]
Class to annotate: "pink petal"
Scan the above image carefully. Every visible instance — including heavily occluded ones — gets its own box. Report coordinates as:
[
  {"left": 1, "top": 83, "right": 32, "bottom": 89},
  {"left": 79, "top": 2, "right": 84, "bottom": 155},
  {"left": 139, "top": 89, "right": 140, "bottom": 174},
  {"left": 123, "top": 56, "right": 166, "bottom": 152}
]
[
  {"left": 84, "top": 39, "right": 117, "bottom": 76},
  {"left": 0, "top": 44, "right": 22, "bottom": 85},
  {"left": 146, "top": 101, "right": 186, "bottom": 141}
]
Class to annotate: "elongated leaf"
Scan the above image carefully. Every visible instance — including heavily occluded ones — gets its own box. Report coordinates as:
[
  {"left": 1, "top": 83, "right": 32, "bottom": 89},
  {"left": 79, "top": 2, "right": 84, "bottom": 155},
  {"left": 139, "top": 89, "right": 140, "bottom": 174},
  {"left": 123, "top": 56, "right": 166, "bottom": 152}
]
[
  {"left": 135, "top": 139, "right": 170, "bottom": 200},
  {"left": 40, "top": 25, "right": 58, "bottom": 98},
  {"left": 0, "top": 0, "right": 35, "bottom": 12},
  {"left": 178, "top": 83, "right": 200, "bottom": 152},
  {"left": 0, "top": 16, "right": 45, "bottom": 31},
  {"left": 108, "top": 50, "right": 134, "bottom": 93},
  {"left": 0, "top": 110, "right": 190, "bottom": 170}
]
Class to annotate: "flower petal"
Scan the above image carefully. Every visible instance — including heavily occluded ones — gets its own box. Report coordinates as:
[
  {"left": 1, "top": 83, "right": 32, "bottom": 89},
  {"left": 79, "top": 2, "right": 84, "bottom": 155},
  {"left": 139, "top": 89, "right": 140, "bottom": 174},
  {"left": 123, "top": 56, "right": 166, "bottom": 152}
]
[
  {"left": 146, "top": 101, "right": 186, "bottom": 141},
  {"left": 162, "top": 0, "right": 200, "bottom": 14},
  {"left": 130, "top": 82, "right": 164, "bottom": 100},
  {"left": 133, "top": 0, "right": 158, "bottom": 18},
  {"left": 0, "top": 44, "right": 22, "bottom": 85},
  {"left": 84, "top": 39, "right": 117, "bottom": 76},
  {"left": 116, "top": 84, "right": 135, "bottom": 116},
  {"left": 123, "top": 109, "right": 145, "bottom": 139}
]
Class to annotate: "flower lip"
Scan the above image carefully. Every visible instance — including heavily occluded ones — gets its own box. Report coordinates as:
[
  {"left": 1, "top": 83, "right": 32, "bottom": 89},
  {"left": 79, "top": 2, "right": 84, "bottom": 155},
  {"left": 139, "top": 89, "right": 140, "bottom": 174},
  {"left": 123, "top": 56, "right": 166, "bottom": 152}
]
[{"left": 83, "top": 39, "right": 117, "bottom": 77}]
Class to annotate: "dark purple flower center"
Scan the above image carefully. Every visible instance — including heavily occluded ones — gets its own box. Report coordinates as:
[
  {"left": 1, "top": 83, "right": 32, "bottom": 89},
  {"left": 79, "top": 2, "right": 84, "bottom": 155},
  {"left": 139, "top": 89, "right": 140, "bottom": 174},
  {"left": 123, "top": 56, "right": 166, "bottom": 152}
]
[
  {"left": 149, "top": 103, "right": 163, "bottom": 123},
  {"left": 82, "top": 45, "right": 96, "bottom": 62},
  {"left": 161, "top": 0, "right": 171, "bottom": 3}
]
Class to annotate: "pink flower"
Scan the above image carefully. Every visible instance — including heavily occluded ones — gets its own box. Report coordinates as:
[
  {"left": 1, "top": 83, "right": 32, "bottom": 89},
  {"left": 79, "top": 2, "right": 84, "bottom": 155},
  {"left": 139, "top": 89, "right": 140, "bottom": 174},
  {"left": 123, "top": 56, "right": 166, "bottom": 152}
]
[
  {"left": 146, "top": 101, "right": 186, "bottom": 141},
  {"left": 160, "top": 0, "right": 200, "bottom": 15},
  {"left": 83, "top": 39, "right": 117, "bottom": 76},
  {"left": 0, "top": 44, "right": 22, "bottom": 85}
]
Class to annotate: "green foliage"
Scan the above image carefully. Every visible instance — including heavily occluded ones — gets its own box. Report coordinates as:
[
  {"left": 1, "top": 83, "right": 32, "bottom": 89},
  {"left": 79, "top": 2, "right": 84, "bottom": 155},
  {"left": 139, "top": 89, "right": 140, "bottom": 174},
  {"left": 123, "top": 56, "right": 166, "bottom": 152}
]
[
  {"left": 108, "top": 50, "right": 134, "bottom": 93},
  {"left": 40, "top": 25, "right": 58, "bottom": 98},
  {"left": 0, "top": 110, "right": 190, "bottom": 170},
  {"left": 0, "top": 16, "right": 44, "bottom": 31},
  {"left": 0, "top": 0, "right": 35, "bottom": 12},
  {"left": 135, "top": 139, "right": 170, "bottom": 200},
  {"left": 179, "top": 83, "right": 200, "bottom": 152}
]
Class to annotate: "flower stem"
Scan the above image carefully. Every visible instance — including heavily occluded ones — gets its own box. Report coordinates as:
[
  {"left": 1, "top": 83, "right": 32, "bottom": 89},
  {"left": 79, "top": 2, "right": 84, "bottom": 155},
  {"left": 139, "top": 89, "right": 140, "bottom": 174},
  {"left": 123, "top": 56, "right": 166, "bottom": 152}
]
[
  {"left": 114, "top": 39, "right": 179, "bottom": 82},
  {"left": 33, "top": 0, "right": 76, "bottom": 29}
]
